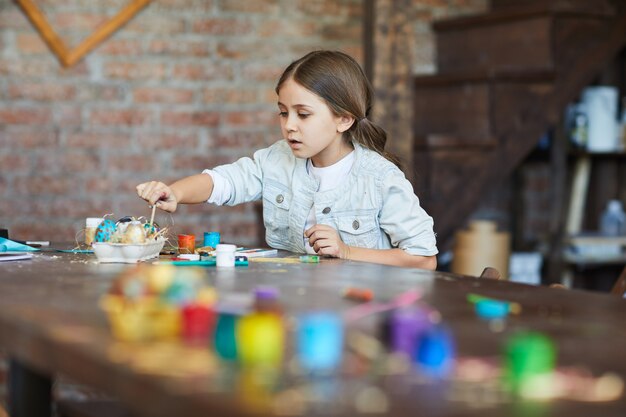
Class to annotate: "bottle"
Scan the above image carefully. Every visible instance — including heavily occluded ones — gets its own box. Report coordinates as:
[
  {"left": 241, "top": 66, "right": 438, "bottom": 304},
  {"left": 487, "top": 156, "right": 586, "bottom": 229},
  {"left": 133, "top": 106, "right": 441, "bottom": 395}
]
[
  {"left": 85, "top": 217, "right": 104, "bottom": 246},
  {"left": 619, "top": 96, "right": 626, "bottom": 152},
  {"left": 569, "top": 104, "right": 588, "bottom": 149},
  {"left": 600, "top": 200, "right": 626, "bottom": 236}
]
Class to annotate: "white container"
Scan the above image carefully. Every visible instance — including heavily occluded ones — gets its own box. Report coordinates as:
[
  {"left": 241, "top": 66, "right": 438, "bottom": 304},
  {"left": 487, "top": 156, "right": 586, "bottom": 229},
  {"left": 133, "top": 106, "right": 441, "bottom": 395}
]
[
  {"left": 85, "top": 217, "right": 104, "bottom": 246},
  {"left": 600, "top": 200, "right": 626, "bottom": 236},
  {"left": 92, "top": 238, "right": 165, "bottom": 263},
  {"left": 216, "top": 244, "right": 236, "bottom": 267},
  {"left": 582, "top": 86, "right": 619, "bottom": 152}
]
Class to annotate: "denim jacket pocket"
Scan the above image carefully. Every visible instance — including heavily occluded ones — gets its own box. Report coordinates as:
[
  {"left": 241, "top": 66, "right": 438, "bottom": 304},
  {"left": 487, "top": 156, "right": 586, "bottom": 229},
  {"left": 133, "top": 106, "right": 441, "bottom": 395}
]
[
  {"left": 262, "top": 180, "right": 291, "bottom": 242},
  {"left": 336, "top": 213, "right": 379, "bottom": 248}
]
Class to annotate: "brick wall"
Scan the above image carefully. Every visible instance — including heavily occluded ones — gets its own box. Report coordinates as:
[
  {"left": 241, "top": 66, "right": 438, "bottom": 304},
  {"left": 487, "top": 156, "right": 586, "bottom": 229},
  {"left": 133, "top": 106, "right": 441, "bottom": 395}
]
[
  {"left": 0, "top": 0, "right": 490, "bottom": 247},
  {"left": 0, "top": 0, "right": 362, "bottom": 245}
]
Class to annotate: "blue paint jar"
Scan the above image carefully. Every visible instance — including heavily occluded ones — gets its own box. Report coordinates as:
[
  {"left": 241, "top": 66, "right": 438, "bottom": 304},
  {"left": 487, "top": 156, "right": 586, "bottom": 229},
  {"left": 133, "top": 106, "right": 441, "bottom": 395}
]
[
  {"left": 414, "top": 325, "right": 455, "bottom": 377},
  {"left": 204, "top": 231, "right": 220, "bottom": 248},
  {"left": 296, "top": 311, "right": 343, "bottom": 373}
]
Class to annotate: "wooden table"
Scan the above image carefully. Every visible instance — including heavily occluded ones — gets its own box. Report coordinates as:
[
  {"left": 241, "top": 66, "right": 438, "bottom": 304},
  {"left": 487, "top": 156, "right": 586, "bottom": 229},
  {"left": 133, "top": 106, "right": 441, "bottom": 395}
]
[{"left": 1, "top": 249, "right": 625, "bottom": 417}]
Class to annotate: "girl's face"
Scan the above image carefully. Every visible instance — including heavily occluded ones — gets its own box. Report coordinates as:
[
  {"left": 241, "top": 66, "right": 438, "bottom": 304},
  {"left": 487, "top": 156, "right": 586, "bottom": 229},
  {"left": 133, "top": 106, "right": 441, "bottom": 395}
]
[{"left": 277, "top": 78, "right": 354, "bottom": 167}]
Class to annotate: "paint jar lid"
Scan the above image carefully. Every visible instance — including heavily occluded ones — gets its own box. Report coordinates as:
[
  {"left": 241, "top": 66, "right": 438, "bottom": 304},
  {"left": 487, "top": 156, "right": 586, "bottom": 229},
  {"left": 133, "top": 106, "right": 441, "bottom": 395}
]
[
  {"left": 216, "top": 244, "right": 236, "bottom": 252},
  {"left": 86, "top": 217, "right": 104, "bottom": 227}
]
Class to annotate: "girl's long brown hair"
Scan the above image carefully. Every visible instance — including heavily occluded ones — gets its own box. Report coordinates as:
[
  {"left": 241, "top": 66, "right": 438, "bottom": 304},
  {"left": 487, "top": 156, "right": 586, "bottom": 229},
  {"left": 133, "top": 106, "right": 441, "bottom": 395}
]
[{"left": 275, "top": 50, "right": 401, "bottom": 168}]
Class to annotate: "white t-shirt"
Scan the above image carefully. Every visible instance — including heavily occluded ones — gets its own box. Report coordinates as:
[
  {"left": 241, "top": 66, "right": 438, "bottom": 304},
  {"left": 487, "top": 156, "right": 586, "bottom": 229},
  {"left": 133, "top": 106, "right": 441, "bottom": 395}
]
[{"left": 203, "top": 151, "right": 355, "bottom": 254}]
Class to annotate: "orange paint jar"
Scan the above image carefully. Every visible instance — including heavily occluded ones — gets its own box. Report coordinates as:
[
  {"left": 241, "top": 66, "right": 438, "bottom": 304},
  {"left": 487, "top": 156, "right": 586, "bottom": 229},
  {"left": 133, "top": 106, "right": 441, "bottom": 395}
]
[{"left": 178, "top": 234, "right": 196, "bottom": 254}]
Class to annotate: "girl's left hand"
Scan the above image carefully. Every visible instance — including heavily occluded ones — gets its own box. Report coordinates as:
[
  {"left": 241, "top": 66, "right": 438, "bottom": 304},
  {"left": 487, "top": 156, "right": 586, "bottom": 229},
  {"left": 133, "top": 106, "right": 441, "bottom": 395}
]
[{"left": 304, "top": 224, "right": 349, "bottom": 259}]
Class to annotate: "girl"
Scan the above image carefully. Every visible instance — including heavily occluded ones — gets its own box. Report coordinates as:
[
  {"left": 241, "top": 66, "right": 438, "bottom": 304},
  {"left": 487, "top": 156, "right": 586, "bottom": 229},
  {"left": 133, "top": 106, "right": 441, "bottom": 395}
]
[{"left": 137, "top": 51, "right": 437, "bottom": 269}]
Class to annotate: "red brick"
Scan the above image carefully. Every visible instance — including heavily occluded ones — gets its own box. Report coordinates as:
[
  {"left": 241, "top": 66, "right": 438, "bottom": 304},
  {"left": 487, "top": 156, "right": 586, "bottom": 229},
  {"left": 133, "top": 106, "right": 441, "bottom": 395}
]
[
  {"left": 99, "top": 39, "right": 144, "bottom": 56},
  {"left": 0, "top": 130, "right": 60, "bottom": 148},
  {"left": 106, "top": 154, "right": 158, "bottom": 173},
  {"left": 147, "top": 40, "right": 211, "bottom": 57},
  {"left": 66, "top": 132, "right": 132, "bottom": 149},
  {"left": 321, "top": 23, "right": 361, "bottom": 41},
  {"left": 74, "top": 85, "right": 124, "bottom": 102},
  {"left": 103, "top": 62, "right": 167, "bottom": 80},
  {"left": 36, "top": 151, "right": 100, "bottom": 173},
  {"left": 216, "top": 42, "right": 277, "bottom": 60},
  {"left": 0, "top": 154, "right": 30, "bottom": 172},
  {"left": 257, "top": 20, "right": 317, "bottom": 37},
  {"left": 223, "top": 110, "right": 276, "bottom": 128},
  {"left": 10, "top": 222, "right": 77, "bottom": 242},
  {"left": 90, "top": 109, "right": 152, "bottom": 126},
  {"left": 0, "top": 10, "right": 29, "bottom": 29},
  {"left": 126, "top": 15, "right": 186, "bottom": 34},
  {"left": 192, "top": 18, "right": 253, "bottom": 35},
  {"left": 16, "top": 34, "right": 48, "bottom": 54},
  {"left": 86, "top": 177, "right": 120, "bottom": 195},
  {"left": 172, "top": 63, "right": 234, "bottom": 82},
  {"left": 161, "top": 111, "right": 220, "bottom": 127},
  {"left": 241, "top": 64, "right": 284, "bottom": 82},
  {"left": 0, "top": 108, "right": 51, "bottom": 125},
  {"left": 218, "top": 0, "right": 280, "bottom": 14},
  {"left": 0, "top": 60, "right": 58, "bottom": 78},
  {"left": 295, "top": 0, "right": 346, "bottom": 16},
  {"left": 156, "top": 0, "right": 214, "bottom": 10},
  {"left": 202, "top": 88, "right": 258, "bottom": 104},
  {"left": 54, "top": 13, "right": 107, "bottom": 30},
  {"left": 133, "top": 87, "right": 194, "bottom": 104},
  {"left": 136, "top": 132, "right": 199, "bottom": 150},
  {"left": 9, "top": 83, "right": 75, "bottom": 101},
  {"left": 215, "top": 132, "right": 272, "bottom": 149},
  {"left": 54, "top": 106, "right": 82, "bottom": 126},
  {"left": 13, "top": 176, "right": 74, "bottom": 195},
  {"left": 171, "top": 155, "right": 227, "bottom": 171}
]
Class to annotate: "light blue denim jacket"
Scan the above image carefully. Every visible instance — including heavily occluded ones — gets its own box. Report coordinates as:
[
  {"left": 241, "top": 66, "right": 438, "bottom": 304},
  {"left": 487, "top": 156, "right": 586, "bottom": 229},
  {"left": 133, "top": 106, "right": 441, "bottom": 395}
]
[{"left": 212, "top": 140, "right": 438, "bottom": 256}]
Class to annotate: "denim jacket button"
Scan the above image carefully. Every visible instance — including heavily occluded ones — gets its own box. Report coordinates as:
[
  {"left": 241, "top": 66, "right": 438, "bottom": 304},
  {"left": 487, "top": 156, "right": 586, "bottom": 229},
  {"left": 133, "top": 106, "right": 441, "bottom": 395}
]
[
  {"left": 276, "top": 194, "right": 284, "bottom": 204},
  {"left": 322, "top": 207, "right": 331, "bottom": 214},
  {"left": 352, "top": 220, "right": 360, "bottom": 230}
]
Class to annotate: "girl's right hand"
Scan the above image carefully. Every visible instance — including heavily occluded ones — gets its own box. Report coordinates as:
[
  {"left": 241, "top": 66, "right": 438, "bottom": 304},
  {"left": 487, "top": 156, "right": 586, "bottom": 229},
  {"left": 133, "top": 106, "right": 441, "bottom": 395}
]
[{"left": 136, "top": 181, "right": 178, "bottom": 213}]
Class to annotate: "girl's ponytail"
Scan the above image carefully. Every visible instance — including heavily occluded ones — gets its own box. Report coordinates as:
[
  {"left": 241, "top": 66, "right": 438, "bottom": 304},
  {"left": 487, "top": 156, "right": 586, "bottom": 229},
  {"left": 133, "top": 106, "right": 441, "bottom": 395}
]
[{"left": 351, "top": 118, "right": 402, "bottom": 170}]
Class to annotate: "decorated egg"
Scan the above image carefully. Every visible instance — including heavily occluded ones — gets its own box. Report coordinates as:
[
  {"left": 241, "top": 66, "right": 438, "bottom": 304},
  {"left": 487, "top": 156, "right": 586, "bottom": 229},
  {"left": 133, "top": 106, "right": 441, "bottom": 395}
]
[
  {"left": 144, "top": 222, "right": 159, "bottom": 237},
  {"left": 122, "top": 221, "right": 146, "bottom": 244},
  {"left": 94, "top": 219, "right": 116, "bottom": 243}
]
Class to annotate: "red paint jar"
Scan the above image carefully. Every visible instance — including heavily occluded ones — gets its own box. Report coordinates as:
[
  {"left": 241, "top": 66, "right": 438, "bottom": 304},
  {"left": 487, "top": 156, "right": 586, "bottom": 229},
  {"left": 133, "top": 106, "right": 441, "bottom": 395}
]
[{"left": 178, "top": 234, "right": 196, "bottom": 254}]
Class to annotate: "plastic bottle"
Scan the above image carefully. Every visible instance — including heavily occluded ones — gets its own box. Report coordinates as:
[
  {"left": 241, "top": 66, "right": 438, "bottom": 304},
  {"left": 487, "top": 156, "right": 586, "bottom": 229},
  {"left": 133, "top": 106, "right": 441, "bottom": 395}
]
[{"left": 600, "top": 200, "right": 626, "bottom": 236}]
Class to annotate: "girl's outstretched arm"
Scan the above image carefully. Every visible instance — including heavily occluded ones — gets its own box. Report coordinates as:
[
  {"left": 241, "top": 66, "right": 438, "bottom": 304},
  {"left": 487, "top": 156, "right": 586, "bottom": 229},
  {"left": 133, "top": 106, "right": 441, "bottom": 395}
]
[{"left": 136, "top": 173, "right": 214, "bottom": 213}]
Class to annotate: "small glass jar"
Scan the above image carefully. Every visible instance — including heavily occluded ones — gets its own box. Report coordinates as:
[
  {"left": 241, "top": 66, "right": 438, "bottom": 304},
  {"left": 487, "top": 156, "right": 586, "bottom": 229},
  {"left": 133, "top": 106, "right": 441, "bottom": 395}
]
[
  {"left": 85, "top": 217, "right": 104, "bottom": 246},
  {"left": 216, "top": 244, "right": 236, "bottom": 267}
]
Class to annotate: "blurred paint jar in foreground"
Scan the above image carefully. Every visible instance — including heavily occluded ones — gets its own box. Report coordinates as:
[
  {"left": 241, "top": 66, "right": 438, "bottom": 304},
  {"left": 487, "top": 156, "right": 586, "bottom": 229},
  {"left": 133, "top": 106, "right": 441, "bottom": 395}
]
[
  {"left": 296, "top": 311, "right": 344, "bottom": 373},
  {"left": 504, "top": 331, "right": 556, "bottom": 396},
  {"left": 214, "top": 313, "right": 239, "bottom": 361},
  {"left": 237, "top": 312, "right": 284, "bottom": 367},
  {"left": 414, "top": 325, "right": 455, "bottom": 377}
]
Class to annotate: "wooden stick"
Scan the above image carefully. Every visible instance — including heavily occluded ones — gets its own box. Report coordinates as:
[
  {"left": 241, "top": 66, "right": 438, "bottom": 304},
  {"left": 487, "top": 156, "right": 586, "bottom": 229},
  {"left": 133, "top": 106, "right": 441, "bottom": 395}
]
[{"left": 149, "top": 204, "right": 156, "bottom": 226}]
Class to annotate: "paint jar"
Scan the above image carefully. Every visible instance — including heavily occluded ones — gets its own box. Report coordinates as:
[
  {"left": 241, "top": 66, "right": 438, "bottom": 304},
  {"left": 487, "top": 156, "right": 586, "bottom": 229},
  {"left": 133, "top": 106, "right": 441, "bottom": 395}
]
[
  {"left": 178, "top": 234, "right": 195, "bottom": 254},
  {"left": 414, "top": 325, "right": 455, "bottom": 377},
  {"left": 182, "top": 303, "right": 216, "bottom": 342},
  {"left": 85, "top": 217, "right": 104, "bottom": 246},
  {"left": 296, "top": 311, "right": 343, "bottom": 373},
  {"left": 504, "top": 331, "right": 556, "bottom": 395},
  {"left": 216, "top": 244, "right": 236, "bottom": 267},
  {"left": 203, "top": 231, "right": 220, "bottom": 248},
  {"left": 254, "top": 286, "right": 282, "bottom": 315},
  {"left": 237, "top": 312, "right": 284, "bottom": 367}
]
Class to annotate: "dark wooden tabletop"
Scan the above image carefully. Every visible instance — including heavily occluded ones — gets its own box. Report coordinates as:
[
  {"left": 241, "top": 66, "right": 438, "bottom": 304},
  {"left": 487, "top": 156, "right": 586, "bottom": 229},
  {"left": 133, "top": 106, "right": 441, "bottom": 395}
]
[{"left": 0, "top": 249, "right": 625, "bottom": 417}]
